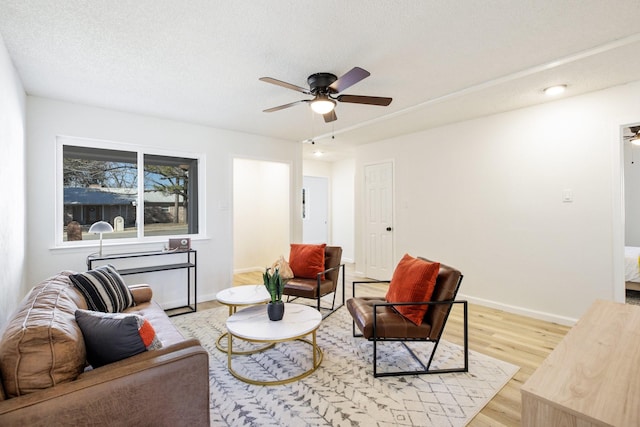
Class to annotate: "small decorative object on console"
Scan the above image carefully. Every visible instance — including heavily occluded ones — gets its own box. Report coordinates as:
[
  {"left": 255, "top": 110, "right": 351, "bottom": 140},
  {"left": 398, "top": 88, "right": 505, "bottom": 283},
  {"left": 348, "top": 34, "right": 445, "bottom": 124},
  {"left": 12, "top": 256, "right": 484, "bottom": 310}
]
[{"left": 169, "top": 238, "right": 191, "bottom": 251}]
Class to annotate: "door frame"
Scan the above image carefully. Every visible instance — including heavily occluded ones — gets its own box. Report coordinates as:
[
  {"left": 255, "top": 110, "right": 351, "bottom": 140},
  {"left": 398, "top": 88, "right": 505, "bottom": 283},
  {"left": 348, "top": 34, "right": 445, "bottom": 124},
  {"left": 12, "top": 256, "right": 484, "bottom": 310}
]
[{"left": 612, "top": 116, "right": 640, "bottom": 303}]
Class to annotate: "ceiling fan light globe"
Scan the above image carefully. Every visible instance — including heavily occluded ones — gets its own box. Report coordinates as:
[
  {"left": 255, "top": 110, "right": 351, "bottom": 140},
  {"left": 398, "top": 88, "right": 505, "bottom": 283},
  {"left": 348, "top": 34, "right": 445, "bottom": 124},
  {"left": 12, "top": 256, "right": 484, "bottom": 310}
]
[
  {"left": 631, "top": 137, "right": 640, "bottom": 146},
  {"left": 310, "top": 98, "right": 336, "bottom": 115}
]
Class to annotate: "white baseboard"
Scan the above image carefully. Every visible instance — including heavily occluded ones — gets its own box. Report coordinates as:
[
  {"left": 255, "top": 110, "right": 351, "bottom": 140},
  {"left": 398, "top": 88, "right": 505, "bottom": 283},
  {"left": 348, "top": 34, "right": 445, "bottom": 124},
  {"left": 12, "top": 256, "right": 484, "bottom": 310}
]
[
  {"left": 162, "top": 287, "right": 577, "bottom": 326},
  {"left": 196, "top": 292, "right": 218, "bottom": 305},
  {"left": 233, "top": 266, "right": 263, "bottom": 274},
  {"left": 320, "top": 267, "right": 577, "bottom": 325},
  {"left": 458, "top": 293, "right": 578, "bottom": 326},
  {"left": 159, "top": 292, "right": 218, "bottom": 310}
]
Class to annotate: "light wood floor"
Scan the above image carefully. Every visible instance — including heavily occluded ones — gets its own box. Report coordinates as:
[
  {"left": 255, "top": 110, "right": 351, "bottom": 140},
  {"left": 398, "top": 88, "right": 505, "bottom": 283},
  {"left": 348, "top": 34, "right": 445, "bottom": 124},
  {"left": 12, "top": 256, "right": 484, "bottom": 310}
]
[{"left": 201, "top": 265, "right": 571, "bottom": 427}]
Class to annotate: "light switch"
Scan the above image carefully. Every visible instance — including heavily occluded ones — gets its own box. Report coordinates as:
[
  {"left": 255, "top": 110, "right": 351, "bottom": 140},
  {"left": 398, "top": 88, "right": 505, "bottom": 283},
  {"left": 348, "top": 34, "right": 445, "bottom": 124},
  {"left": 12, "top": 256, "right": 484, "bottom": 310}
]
[{"left": 562, "top": 189, "right": 573, "bottom": 203}]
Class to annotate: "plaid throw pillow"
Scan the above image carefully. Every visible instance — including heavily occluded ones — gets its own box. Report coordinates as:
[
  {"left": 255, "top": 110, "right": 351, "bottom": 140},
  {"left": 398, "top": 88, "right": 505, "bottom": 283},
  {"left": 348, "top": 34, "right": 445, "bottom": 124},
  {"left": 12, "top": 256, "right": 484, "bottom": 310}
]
[{"left": 70, "top": 264, "right": 134, "bottom": 313}]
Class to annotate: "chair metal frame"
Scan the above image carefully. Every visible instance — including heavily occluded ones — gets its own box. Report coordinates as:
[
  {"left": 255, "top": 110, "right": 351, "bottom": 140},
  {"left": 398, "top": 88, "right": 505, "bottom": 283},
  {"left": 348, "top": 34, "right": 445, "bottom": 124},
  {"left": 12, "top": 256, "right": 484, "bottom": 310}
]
[
  {"left": 286, "top": 263, "right": 345, "bottom": 319},
  {"left": 351, "top": 275, "right": 468, "bottom": 378}
]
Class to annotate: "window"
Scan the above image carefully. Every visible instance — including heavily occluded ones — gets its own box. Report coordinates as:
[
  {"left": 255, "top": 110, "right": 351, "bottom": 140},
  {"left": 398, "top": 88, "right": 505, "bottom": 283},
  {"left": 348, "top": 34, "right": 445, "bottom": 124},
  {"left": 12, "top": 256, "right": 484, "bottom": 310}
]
[
  {"left": 143, "top": 154, "right": 198, "bottom": 237},
  {"left": 61, "top": 141, "right": 200, "bottom": 244}
]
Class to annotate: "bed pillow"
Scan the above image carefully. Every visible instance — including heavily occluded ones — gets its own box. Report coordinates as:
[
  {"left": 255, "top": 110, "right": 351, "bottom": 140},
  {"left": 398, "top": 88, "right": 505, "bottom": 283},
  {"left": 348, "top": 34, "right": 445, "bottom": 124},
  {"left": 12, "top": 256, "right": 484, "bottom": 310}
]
[
  {"left": 385, "top": 254, "right": 440, "bottom": 326},
  {"left": 75, "top": 309, "right": 162, "bottom": 368},
  {"left": 70, "top": 264, "right": 134, "bottom": 313},
  {"left": 289, "top": 243, "right": 326, "bottom": 279}
]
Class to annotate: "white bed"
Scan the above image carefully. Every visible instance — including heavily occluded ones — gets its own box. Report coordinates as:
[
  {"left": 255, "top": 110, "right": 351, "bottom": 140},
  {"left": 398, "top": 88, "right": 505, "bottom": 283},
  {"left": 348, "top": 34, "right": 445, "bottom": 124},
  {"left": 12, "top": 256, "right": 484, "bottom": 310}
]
[{"left": 625, "top": 246, "right": 640, "bottom": 288}]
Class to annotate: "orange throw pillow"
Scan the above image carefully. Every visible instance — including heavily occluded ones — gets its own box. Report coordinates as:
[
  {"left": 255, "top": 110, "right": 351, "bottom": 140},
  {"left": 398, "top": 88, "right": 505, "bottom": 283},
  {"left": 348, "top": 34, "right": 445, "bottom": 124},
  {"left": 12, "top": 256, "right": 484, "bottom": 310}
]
[
  {"left": 289, "top": 243, "right": 326, "bottom": 279},
  {"left": 385, "top": 254, "right": 440, "bottom": 325}
]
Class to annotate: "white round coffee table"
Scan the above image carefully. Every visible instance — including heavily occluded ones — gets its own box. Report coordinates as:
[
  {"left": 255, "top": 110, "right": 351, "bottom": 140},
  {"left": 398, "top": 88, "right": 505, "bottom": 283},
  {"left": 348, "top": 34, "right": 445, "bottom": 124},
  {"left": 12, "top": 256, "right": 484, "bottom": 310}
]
[
  {"left": 215, "top": 284, "right": 271, "bottom": 353},
  {"left": 226, "top": 303, "right": 323, "bottom": 385}
]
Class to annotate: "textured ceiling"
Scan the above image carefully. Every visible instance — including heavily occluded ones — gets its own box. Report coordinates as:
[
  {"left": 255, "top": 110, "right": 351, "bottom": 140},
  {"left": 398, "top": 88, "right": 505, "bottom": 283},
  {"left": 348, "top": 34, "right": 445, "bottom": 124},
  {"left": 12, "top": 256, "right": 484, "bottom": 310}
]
[{"left": 1, "top": 1, "right": 640, "bottom": 161}]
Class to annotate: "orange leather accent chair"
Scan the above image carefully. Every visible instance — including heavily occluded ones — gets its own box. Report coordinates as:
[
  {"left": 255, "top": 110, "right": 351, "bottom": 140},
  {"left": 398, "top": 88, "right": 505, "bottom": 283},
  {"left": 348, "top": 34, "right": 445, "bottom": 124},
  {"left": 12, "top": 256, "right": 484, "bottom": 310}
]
[
  {"left": 347, "top": 258, "right": 467, "bottom": 377},
  {"left": 283, "top": 246, "right": 345, "bottom": 319}
]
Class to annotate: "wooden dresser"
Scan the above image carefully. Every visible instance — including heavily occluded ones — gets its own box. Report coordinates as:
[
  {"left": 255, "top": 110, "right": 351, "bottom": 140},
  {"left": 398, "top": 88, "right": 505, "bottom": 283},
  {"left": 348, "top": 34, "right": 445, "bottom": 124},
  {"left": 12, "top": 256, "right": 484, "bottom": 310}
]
[{"left": 521, "top": 299, "right": 640, "bottom": 426}]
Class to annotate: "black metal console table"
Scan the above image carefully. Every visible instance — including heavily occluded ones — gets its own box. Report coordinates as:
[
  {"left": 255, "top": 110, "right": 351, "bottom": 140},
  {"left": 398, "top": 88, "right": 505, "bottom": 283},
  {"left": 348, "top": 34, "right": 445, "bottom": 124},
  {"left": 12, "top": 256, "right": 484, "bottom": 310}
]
[{"left": 87, "top": 249, "right": 197, "bottom": 316}]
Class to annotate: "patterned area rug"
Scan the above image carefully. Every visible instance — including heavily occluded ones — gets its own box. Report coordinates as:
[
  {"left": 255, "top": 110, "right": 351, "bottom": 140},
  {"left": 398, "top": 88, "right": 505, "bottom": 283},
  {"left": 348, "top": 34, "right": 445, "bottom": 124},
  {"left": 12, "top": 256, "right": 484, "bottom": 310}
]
[{"left": 172, "top": 306, "right": 518, "bottom": 426}]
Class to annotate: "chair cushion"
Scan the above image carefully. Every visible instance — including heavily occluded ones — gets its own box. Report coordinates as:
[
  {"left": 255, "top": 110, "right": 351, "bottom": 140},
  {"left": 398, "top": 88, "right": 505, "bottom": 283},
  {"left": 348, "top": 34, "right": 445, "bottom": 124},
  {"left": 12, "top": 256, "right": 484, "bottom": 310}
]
[
  {"left": 289, "top": 243, "right": 326, "bottom": 279},
  {"left": 124, "top": 300, "right": 186, "bottom": 348},
  {"left": 70, "top": 264, "right": 134, "bottom": 313},
  {"left": 385, "top": 254, "right": 440, "bottom": 325},
  {"left": 347, "top": 297, "right": 432, "bottom": 339},
  {"left": 283, "top": 277, "right": 335, "bottom": 298},
  {"left": 75, "top": 309, "right": 162, "bottom": 368}
]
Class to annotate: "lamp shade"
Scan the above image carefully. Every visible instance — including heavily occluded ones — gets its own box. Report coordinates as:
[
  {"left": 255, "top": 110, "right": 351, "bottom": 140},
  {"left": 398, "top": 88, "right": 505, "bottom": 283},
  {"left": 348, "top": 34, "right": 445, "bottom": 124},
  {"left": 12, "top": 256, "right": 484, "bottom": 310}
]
[
  {"left": 89, "top": 221, "right": 113, "bottom": 257},
  {"left": 89, "top": 221, "right": 114, "bottom": 234}
]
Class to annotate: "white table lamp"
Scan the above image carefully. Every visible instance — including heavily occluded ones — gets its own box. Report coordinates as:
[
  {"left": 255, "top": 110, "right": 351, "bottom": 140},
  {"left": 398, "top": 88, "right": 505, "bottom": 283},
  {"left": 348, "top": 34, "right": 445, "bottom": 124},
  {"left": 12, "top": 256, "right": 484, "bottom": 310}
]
[{"left": 89, "top": 221, "right": 113, "bottom": 257}]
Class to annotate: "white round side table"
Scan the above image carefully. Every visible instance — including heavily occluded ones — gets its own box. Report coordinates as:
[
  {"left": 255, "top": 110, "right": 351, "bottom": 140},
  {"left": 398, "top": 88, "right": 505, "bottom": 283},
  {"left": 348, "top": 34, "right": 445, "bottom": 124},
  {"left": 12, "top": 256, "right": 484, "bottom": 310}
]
[
  {"left": 215, "top": 284, "right": 271, "bottom": 353},
  {"left": 226, "top": 303, "right": 323, "bottom": 385}
]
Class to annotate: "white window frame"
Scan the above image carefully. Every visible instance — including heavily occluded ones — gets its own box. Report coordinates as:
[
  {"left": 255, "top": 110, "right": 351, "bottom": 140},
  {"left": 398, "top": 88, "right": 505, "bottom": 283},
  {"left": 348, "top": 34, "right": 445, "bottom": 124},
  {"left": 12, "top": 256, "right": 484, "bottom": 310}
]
[{"left": 55, "top": 135, "right": 206, "bottom": 248}]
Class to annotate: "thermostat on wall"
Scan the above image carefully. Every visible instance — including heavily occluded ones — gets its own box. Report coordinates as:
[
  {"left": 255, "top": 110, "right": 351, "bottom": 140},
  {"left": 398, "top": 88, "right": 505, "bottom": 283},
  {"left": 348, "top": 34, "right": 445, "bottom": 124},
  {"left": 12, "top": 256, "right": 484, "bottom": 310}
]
[{"left": 169, "top": 238, "right": 191, "bottom": 251}]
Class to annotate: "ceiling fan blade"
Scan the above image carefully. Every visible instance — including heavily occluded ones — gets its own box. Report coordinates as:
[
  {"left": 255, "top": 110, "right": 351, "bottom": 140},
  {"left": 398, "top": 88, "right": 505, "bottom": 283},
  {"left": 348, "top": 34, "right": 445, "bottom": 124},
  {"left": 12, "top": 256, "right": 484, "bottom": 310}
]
[
  {"left": 337, "top": 94, "right": 392, "bottom": 106},
  {"left": 259, "top": 77, "right": 310, "bottom": 94},
  {"left": 263, "top": 100, "right": 309, "bottom": 113},
  {"left": 323, "top": 110, "right": 337, "bottom": 123},
  {"left": 328, "top": 67, "right": 370, "bottom": 93}
]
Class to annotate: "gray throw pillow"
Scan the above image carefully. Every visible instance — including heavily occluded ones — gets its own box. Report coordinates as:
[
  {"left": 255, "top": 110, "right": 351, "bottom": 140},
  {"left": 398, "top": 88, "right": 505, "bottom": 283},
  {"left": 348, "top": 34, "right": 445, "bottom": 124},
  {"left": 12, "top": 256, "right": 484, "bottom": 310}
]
[{"left": 75, "top": 309, "right": 162, "bottom": 368}]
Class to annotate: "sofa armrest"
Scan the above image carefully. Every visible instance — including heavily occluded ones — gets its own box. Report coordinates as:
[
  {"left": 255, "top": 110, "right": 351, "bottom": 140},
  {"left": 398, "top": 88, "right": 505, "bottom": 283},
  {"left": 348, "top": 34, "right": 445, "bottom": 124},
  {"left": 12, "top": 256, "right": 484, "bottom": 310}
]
[
  {"left": 0, "top": 339, "right": 209, "bottom": 426},
  {"left": 128, "top": 283, "right": 153, "bottom": 304}
]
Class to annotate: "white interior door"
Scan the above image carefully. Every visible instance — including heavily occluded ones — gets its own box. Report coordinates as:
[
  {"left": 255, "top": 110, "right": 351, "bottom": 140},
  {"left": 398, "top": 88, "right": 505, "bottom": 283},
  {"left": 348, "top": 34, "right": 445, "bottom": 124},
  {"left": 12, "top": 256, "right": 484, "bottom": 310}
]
[
  {"left": 302, "top": 176, "right": 328, "bottom": 244},
  {"left": 365, "top": 162, "right": 394, "bottom": 280}
]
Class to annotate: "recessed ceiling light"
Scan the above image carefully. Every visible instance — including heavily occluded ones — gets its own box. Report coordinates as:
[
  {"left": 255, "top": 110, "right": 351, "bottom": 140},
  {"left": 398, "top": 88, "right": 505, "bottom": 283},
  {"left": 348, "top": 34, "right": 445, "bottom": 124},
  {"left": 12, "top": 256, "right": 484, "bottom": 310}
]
[
  {"left": 313, "top": 150, "right": 324, "bottom": 157},
  {"left": 543, "top": 85, "right": 567, "bottom": 96}
]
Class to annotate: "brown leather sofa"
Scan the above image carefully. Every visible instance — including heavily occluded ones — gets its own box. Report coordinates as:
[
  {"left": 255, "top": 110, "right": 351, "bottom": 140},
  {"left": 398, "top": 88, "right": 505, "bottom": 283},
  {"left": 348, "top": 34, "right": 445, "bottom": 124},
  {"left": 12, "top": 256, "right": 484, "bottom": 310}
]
[{"left": 0, "top": 271, "right": 210, "bottom": 426}]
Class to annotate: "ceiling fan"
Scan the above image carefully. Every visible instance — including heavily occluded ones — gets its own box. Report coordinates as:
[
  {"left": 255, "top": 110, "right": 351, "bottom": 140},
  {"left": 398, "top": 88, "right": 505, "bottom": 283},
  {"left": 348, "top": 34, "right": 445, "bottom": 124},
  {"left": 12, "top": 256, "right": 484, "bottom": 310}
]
[
  {"left": 259, "top": 66, "right": 392, "bottom": 123},
  {"left": 624, "top": 126, "right": 640, "bottom": 145}
]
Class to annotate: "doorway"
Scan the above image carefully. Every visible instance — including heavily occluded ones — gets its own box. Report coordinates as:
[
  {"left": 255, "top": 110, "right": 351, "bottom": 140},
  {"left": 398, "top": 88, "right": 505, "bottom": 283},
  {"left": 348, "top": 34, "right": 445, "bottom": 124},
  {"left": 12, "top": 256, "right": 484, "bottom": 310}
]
[
  {"left": 233, "top": 158, "right": 290, "bottom": 273},
  {"left": 302, "top": 176, "right": 328, "bottom": 244},
  {"left": 364, "top": 162, "right": 394, "bottom": 280},
  {"left": 622, "top": 123, "right": 640, "bottom": 304}
]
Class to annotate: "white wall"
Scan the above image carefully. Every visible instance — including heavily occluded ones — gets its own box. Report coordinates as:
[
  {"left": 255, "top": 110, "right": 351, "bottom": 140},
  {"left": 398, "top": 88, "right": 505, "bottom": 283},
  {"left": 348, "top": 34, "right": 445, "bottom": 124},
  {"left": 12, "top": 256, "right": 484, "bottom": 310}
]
[
  {"left": 356, "top": 81, "right": 640, "bottom": 324},
  {"left": 0, "top": 34, "right": 26, "bottom": 330},
  {"left": 303, "top": 158, "right": 355, "bottom": 262},
  {"left": 331, "top": 158, "right": 355, "bottom": 262},
  {"left": 26, "top": 97, "right": 302, "bottom": 306},
  {"left": 233, "top": 158, "right": 290, "bottom": 272}
]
